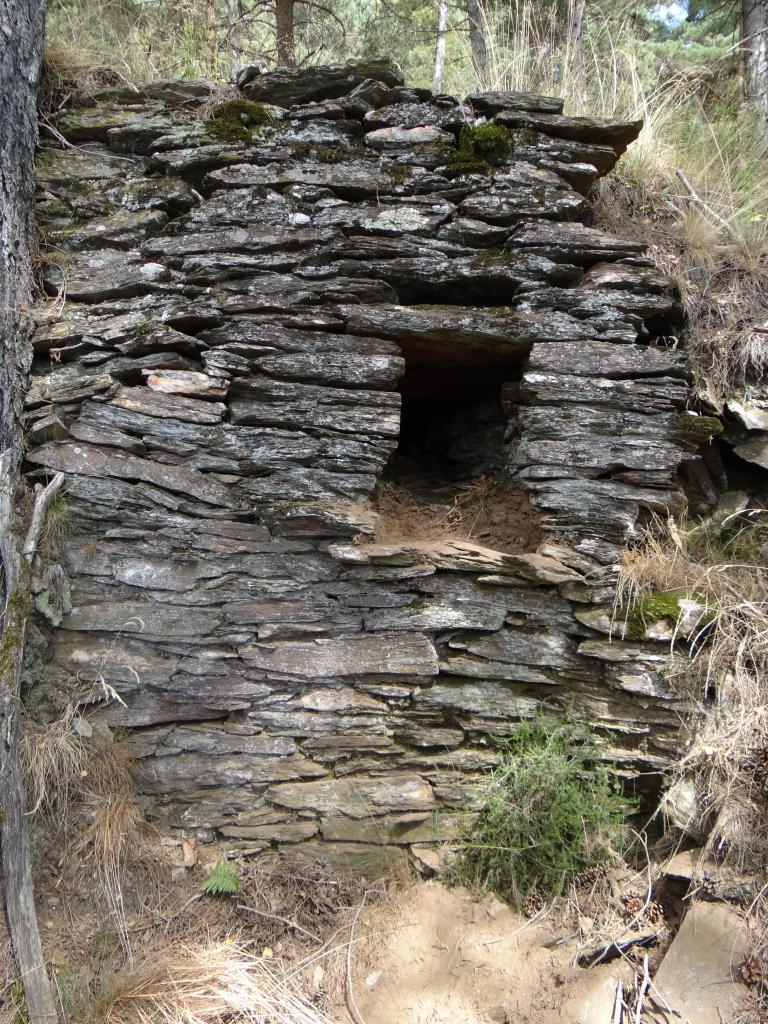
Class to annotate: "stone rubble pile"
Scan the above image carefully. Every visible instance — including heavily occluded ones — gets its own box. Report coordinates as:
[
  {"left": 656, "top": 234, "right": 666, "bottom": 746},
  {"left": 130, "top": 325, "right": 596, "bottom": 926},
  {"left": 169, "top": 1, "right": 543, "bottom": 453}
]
[{"left": 29, "top": 58, "right": 713, "bottom": 867}]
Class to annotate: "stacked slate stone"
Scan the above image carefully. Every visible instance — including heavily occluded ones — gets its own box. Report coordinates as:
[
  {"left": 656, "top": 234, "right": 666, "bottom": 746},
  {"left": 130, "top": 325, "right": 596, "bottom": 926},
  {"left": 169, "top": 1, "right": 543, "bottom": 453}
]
[{"left": 29, "top": 58, "right": 708, "bottom": 869}]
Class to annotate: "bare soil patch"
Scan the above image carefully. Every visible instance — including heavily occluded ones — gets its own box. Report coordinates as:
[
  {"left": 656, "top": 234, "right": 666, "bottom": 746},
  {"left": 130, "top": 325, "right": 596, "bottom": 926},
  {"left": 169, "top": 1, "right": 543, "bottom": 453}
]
[
  {"left": 369, "top": 473, "right": 543, "bottom": 555},
  {"left": 347, "top": 881, "right": 633, "bottom": 1024}
]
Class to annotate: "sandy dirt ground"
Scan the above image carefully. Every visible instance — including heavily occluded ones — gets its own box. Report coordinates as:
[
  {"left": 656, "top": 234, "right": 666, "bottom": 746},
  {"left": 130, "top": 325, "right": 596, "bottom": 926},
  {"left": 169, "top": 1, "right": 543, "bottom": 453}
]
[{"left": 347, "top": 881, "right": 631, "bottom": 1024}]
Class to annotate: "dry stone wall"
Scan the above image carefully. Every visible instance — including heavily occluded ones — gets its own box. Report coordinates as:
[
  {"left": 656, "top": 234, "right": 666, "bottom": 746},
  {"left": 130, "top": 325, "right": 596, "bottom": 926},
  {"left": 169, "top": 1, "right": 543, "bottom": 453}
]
[{"left": 28, "top": 59, "right": 708, "bottom": 869}]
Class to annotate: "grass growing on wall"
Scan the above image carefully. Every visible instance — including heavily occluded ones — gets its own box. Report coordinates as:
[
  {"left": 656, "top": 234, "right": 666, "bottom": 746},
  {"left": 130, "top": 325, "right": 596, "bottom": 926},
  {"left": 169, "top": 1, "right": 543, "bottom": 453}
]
[{"left": 446, "top": 718, "right": 629, "bottom": 909}]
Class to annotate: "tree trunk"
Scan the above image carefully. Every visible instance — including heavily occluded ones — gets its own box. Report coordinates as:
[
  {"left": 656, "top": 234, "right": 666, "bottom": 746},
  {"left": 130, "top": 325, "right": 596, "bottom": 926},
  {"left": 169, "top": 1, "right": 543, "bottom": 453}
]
[
  {"left": 570, "top": 0, "right": 587, "bottom": 108},
  {"left": 0, "top": 2, "right": 58, "bottom": 1022},
  {"left": 275, "top": 0, "right": 295, "bottom": 67},
  {"left": 226, "top": 0, "right": 242, "bottom": 78},
  {"left": 433, "top": 0, "right": 449, "bottom": 93},
  {"left": 206, "top": 0, "right": 217, "bottom": 76},
  {"left": 740, "top": 0, "right": 768, "bottom": 124},
  {"left": 465, "top": 0, "right": 487, "bottom": 83}
]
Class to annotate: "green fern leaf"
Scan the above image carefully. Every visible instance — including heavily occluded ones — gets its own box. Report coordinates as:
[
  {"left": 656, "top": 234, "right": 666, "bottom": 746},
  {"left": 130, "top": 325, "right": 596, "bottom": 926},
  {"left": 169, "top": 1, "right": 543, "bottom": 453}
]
[{"left": 200, "top": 859, "right": 240, "bottom": 897}]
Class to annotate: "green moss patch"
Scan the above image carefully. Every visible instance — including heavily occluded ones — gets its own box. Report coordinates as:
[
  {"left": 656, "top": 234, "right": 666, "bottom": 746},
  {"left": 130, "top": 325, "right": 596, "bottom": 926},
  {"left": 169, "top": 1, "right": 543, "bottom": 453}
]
[
  {"left": 205, "top": 99, "right": 272, "bottom": 143},
  {"left": 670, "top": 413, "right": 723, "bottom": 448},
  {"left": 455, "top": 123, "right": 515, "bottom": 167},
  {"left": 622, "top": 589, "right": 714, "bottom": 640}
]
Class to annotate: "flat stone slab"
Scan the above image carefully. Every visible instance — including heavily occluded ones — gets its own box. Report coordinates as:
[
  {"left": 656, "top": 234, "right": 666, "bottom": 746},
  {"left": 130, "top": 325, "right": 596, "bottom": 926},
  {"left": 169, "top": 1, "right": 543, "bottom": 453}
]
[
  {"left": 652, "top": 902, "right": 747, "bottom": 1024},
  {"left": 239, "top": 58, "right": 404, "bottom": 106}
]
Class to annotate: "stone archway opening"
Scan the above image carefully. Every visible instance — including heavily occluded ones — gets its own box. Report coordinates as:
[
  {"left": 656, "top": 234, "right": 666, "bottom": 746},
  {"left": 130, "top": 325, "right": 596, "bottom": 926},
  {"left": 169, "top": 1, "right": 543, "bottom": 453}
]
[{"left": 371, "top": 341, "right": 543, "bottom": 555}]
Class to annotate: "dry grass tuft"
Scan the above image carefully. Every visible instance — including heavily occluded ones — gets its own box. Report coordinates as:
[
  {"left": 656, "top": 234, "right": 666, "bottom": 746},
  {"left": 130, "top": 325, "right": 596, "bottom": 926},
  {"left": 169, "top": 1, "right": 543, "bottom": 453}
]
[
  {"left": 44, "top": 854, "right": 383, "bottom": 1024},
  {"left": 40, "top": 45, "right": 128, "bottom": 113},
  {"left": 593, "top": 117, "right": 768, "bottom": 404},
  {"left": 615, "top": 511, "right": 768, "bottom": 872},
  {"left": 21, "top": 704, "right": 87, "bottom": 819},
  {"left": 78, "top": 741, "right": 155, "bottom": 951},
  {"left": 88, "top": 941, "right": 333, "bottom": 1024}
]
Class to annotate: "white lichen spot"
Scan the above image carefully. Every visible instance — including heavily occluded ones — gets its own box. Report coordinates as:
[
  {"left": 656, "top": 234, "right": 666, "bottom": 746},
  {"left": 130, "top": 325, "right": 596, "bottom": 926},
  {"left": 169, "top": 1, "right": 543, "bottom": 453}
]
[{"left": 140, "top": 262, "right": 166, "bottom": 280}]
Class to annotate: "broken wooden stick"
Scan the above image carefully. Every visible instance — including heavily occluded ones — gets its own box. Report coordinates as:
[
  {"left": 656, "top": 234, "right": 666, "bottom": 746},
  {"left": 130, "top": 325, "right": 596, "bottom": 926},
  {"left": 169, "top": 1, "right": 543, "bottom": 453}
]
[
  {"left": 1, "top": 461, "right": 65, "bottom": 1024},
  {"left": 676, "top": 169, "right": 737, "bottom": 241}
]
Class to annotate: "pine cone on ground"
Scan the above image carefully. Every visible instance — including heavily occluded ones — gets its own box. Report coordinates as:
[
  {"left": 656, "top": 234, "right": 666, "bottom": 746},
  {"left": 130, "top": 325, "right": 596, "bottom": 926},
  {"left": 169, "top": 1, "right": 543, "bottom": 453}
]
[
  {"left": 698, "top": 873, "right": 718, "bottom": 898},
  {"left": 750, "top": 746, "right": 768, "bottom": 798},
  {"left": 740, "top": 955, "right": 765, "bottom": 987},
  {"left": 524, "top": 891, "right": 544, "bottom": 917},
  {"left": 621, "top": 890, "right": 645, "bottom": 918},
  {"left": 445, "top": 504, "right": 463, "bottom": 525},
  {"left": 645, "top": 899, "right": 664, "bottom": 925},
  {"left": 577, "top": 864, "right": 608, "bottom": 888}
]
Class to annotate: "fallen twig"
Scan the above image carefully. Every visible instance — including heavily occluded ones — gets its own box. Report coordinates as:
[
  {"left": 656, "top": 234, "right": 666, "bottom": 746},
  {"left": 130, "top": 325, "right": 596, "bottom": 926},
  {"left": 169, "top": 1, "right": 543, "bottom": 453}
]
[
  {"left": 612, "top": 979, "right": 624, "bottom": 1024},
  {"left": 236, "top": 904, "right": 322, "bottom": 944},
  {"left": 676, "top": 169, "right": 737, "bottom": 241},
  {"left": 577, "top": 932, "right": 657, "bottom": 968},
  {"left": 635, "top": 954, "right": 651, "bottom": 1024},
  {"left": 346, "top": 888, "right": 384, "bottom": 1024}
]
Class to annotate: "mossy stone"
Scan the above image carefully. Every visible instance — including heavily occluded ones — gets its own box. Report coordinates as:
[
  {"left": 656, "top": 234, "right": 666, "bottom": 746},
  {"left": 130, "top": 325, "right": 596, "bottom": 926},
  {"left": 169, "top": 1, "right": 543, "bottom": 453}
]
[
  {"left": 670, "top": 413, "right": 723, "bottom": 448},
  {"left": 384, "top": 162, "right": 412, "bottom": 185},
  {"left": 622, "top": 590, "right": 713, "bottom": 640},
  {"left": 454, "top": 123, "right": 515, "bottom": 168},
  {"left": 205, "top": 99, "right": 273, "bottom": 143}
]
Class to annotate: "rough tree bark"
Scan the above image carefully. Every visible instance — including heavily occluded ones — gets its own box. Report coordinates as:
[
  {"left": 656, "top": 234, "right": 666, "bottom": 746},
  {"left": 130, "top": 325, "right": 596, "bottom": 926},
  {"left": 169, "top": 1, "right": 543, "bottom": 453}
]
[
  {"left": 275, "top": 0, "right": 296, "bottom": 66},
  {"left": 226, "top": 0, "right": 242, "bottom": 78},
  {"left": 0, "top": 1, "right": 60, "bottom": 1022},
  {"left": 465, "top": 0, "right": 487, "bottom": 82},
  {"left": 740, "top": 0, "right": 768, "bottom": 127},
  {"left": 433, "top": 0, "right": 449, "bottom": 93},
  {"left": 570, "top": 0, "right": 586, "bottom": 106}
]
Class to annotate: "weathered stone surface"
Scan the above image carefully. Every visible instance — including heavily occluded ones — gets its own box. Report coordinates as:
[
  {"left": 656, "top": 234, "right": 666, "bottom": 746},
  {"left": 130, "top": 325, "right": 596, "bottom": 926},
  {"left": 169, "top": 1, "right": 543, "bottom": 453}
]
[
  {"left": 144, "top": 370, "right": 229, "bottom": 398},
  {"left": 495, "top": 110, "right": 643, "bottom": 151},
  {"left": 28, "top": 442, "right": 235, "bottom": 507},
  {"left": 239, "top": 59, "right": 404, "bottom": 106},
  {"left": 467, "top": 91, "right": 564, "bottom": 115},
  {"left": 241, "top": 632, "right": 438, "bottom": 677},
  {"left": 28, "top": 72, "right": 704, "bottom": 862},
  {"left": 364, "top": 102, "right": 468, "bottom": 130},
  {"left": 37, "top": 146, "right": 139, "bottom": 185},
  {"left": 320, "top": 811, "right": 461, "bottom": 844},
  {"left": 506, "top": 220, "right": 645, "bottom": 265},
  {"left": 340, "top": 304, "right": 631, "bottom": 364},
  {"left": 206, "top": 160, "right": 400, "bottom": 198},
  {"left": 43, "top": 249, "right": 171, "bottom": 302},
  {"left": 364, "top": 125, "right": 454, "bottom": 150},
  {"left": 268, "top": 774, "right": 435, "bottom": 817},
  {"left": 652, "top": 902, "right": 747, "bottom": 1024},
  {"left": 315, "top": 200, "right": 454, "bottom": 236},
  {"left": 46, "top": 209, "right": 169, "bottom": 251}
]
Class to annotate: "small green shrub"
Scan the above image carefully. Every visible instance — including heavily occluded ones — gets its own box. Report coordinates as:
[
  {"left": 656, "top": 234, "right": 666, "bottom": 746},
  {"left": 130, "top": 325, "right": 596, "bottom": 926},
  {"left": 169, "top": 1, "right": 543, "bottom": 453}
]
[
  {"left": 446, "top": 718, "right": 629, "bottom": 908},
  {"left": 200, "top": 859, "right": 240, "bottom": 897}
]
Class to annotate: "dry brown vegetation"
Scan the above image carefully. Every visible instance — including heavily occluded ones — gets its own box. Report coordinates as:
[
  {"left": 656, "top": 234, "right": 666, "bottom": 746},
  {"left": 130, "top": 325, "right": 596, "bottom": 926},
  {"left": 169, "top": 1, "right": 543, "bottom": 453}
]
[
  {"left": 369, "top": 474, "right": 542, "bottom": 554},
  {"left": 613, "top": 508, "right": 768, "bottom": 1019},
  {"left": 593, "top": 165, "right": 768, "bottom": 404},
  {"left": 6, "top": 731, "right": 384, "bottom": 1024},
  {"left": 87, "top": 943, "right": 333, "bottom": 1024},
  {"left": 615, "top": 510, "right": 768, "bottom": 857}
]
